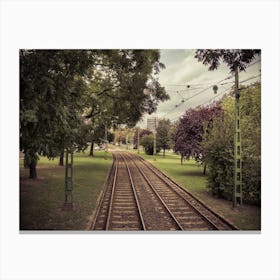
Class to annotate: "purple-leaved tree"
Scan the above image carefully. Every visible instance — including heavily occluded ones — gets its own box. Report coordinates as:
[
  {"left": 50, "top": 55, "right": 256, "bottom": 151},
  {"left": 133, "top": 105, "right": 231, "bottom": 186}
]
[{"left": 174, "top": 102, "right": 222, "bottom": 174}]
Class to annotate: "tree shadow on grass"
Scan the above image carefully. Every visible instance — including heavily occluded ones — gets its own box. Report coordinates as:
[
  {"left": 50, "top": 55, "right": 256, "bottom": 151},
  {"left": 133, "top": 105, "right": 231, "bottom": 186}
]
[{"left": 176, "top": 170, "right": 205, "bottom": 177}]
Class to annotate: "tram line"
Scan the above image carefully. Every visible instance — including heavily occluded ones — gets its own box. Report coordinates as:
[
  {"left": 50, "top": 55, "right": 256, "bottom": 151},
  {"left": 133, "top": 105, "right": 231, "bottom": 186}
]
[{"left": 91, "top": 151, "right": 238, "bottom": 231}]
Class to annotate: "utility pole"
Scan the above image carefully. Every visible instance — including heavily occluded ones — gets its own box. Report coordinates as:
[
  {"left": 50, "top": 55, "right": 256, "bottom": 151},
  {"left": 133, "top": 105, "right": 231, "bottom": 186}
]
[
  {"left": 126, "top": 133, "right": 129, "bottom": 150},
  {"left": 153, "top": 130, "right": 157, "bottom": 161},
  {"left": 64, "top": 147, "right": 74, "bottom": 210},
  {"left": 104, "top": 124, "right": 108, "bottom": 160},
  {"left": 147, "top": 117, "right": 157, "bottom": 160},
  {"left": 153, "top": 117, "right": 157, "bottom": 161},
  {"left": 137, "top": 129, "right": 140, "bottom": 154},
  {"left": 233, "top": 67, "right": 243, "bottom": 207}
]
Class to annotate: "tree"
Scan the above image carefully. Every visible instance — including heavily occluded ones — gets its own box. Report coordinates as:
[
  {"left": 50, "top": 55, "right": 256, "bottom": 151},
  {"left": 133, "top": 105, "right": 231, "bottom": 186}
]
[
  {"left": 84, "top": 50, "right": 170, "bottom": 153},
  {"left": 140, "top": 134, "right": 160, "bottom": 155},
  {"left": 195, "top": 49, "right": 261, "bottom": 72},
  {"left": 84, "top": 50, "right": 169, "bottom": 127},
  {"left": 202, "top": 103, "right": 233, "bottom": 199},
  {"left": 195, "top": 49, "right": 261, "bottom": 203},
  {"left": 20, "top": 50, "right": 96, "bottom": 178},
  {"left": 133, "top": 129, "right": 153, "bottom": 148},
  {"left": 156, "top": 119, "right": 171, "bottom": 157},
  {"left": 202, "top": 83, "right": 261, "bottom": 204},
  {"left": 114, "top": 127, "right": 128, "bottom": 145},
  {"left": 88, "top": 120, "right": 109, "bottom": 156},
  {"left": 174, "top": 102, "right": 222, "bottom": 171},
  {"left": 167, "top": 121, "right": 178, "bottom": 151},
  {"left": 59, "top": 121, "right": 92, "bottom": 165},
  {"left": 20, "top": 49, "right": 169, "bottom": 178}
]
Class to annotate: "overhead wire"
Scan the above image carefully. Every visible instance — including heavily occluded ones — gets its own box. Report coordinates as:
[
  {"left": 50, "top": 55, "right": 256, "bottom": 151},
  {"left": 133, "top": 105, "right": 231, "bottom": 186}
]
[
  {"left": 201, "top": 73, "right": 261, "bottom": 107},
  {"left": 246, "top": 59, "right": 261, "bottom": 69},
  {"left": 160, "top": 58, "right": 261, "bottom": 122},
  {"left": 169, "top": 85, "right": 232, "bottom": 123},
  {"left": 162, "top": 74, "right": 233, "bottom": 118},
  {"left": 169, "top": 73, "right": 261, "bottom": 123},
  {"left": 162, "top": 59, "right": 260, "bottom": 88}
]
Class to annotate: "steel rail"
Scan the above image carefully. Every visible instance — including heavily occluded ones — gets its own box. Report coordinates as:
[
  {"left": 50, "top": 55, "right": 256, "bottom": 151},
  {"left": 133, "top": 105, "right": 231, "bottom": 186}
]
[
  {"left": 119, "top": 153, "right": 146, "bottom": 230},
  {"left": 90, "top": 153, "right": 116, "bottom": 230},
  {"left": 125, "top": 153, "right": 220, "bottom": 230},
  {"left": 105, "top": 153, "right": 119, "bottom": 230},
  {"left": 133, "top": 153, "right": 238, "bottom": 230},
  {"left": 123, "top": 153, "right": 184, "bottom": 230}
]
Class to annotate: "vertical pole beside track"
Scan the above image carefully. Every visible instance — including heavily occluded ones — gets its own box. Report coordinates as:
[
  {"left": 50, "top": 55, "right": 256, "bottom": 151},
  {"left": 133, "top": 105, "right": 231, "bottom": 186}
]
[
  {"left": 153, "top": 130, "right": 157, "bottom": 161},
  {"left": 126, "top": 133, "right": 129, "bottom": 150},
  {"left": 137, "top": 129, "right": 140, "bottom": 154},
  {"left": 233, "top": 67, "right": 243, "bottom": 207},
  {"left": 147, "top": 117, "right": 157, "bottom": 160},
  {"left": 64, "top": 147, "right": 74, "bottom": 210},
  {"left": 104, "top": 124, "right": 108, "bottom": 160},
  {"left": 153, "top": 117, "right": 157, "bottom": 161}
]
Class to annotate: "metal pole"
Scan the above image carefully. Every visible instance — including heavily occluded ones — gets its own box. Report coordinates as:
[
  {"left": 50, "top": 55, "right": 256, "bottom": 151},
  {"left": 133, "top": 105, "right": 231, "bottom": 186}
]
[
  {"left": 233, "top": 67, "right": 243, "bottom": 207},
  {"left": 64, "top": 147, "right": 74, "bottom": 210},
  {"left": 137, "top": 129, "right": 140, "bottom": 154},
  {"left": 154, "top": 131, "right": 157, "bottom": 161},
  {"left": 126, "top": 133, "right": 128, "bottom": 150},
  {"left": 105, "top": 124, "right": 108, "bottom": 160}
]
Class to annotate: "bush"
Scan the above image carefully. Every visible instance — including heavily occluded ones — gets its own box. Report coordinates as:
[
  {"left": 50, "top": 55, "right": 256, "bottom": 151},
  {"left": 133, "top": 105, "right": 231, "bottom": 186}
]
[
  {"left": 203, "top": 83, "right": 261, "bottom": 205},
  {"left": 140, "top": 134, "right": 160, "bottom": 155},
  {"left": 203, "top": 115, "right": 234, "bottom": 200}
]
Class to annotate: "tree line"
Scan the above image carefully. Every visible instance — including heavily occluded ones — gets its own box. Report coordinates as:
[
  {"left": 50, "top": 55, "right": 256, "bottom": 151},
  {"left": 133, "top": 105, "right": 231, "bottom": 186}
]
[
  {"left": 135, "top": 81, "right": 260, "bottom": 205},
  {"left": 20, "top": 50, "right": 169, "bottom": 178}
]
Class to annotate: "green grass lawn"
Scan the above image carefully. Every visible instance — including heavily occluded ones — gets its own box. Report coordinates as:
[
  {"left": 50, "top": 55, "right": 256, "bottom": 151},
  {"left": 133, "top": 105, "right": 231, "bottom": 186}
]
[
  {"left": 20, "top": 149, "right": 112, "bottom": 230},
  {"left": 20, "top": 144, "right": 261, "bottom": 231},
  {"left": 129, "top": 148, "right": 261, "bottom": 230}
]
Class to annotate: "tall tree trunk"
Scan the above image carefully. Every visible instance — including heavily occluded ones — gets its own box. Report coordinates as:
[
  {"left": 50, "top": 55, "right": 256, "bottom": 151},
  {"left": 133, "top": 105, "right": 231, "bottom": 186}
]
[
  {"left": 59, "top": 150, "right": 64, "bottom": 166},
  {"left": 163, "top": 148, "right": 165, "bottom": 157},
  {"left": 181, "top": 155, "right": 183, "bottom": 165},
  {"left": 203, "top": 164, "right": 207, "bottom": 175},
  {"left": 89, "top": 141, "right": 94, "bottom": 156},
  {"left": 29, "top": 160, "right": 37, "bottom": 179}
]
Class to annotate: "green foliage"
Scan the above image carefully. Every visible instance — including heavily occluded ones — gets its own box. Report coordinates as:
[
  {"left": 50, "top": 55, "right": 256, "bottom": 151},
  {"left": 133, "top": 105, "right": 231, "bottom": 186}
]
[
  {"left": 156, "top": 119, "right": 171, "bottom": 155},
  {"left": 114, "top": 127, "right": 128, "bottom": 144},
  {"left": 202, "top": 113, "right": 234, "bottom": 200},
  {"left": 133, "top": 150, "right": 260, "bottom": 230},
  {"left": 239, "top": 84, "right": 261, "bottom": 204},
  {"left": 167, "top": 121, "right": 178, "bottom": 150},
  {"left": 195, "top": 49, "right": 261, "bottom": 72},
  {"left": 203, "top": 83, "right": 261, "bottom": 205},
  {"left": 20, "top": 49, "right": 169, "bottom": 178},
  {"left": 85, "top": 49, "right": 169, "bottom": 127},
  {"left": 132, "top": 128, "right": 152, "bottom": 148},
  {"left": 20, "top": 50, "right": 95, "bottom": 175},
  {"left": 140, "top": 134, "right": 160, "bottom": 155}
]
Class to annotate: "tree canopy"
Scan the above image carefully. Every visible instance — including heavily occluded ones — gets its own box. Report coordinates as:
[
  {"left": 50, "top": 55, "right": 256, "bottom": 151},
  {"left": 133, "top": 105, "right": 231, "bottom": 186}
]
[
  {"left": 20, "top": 49, "right": 169, "bottom": 178},
  {"left": 133, "top": 128, "right": 153, "bottom": 148},
  {"left": 156, "top": 118, "right": 171, "bottom": 156},
  {"left": 195, "top": 49, "right": 261, "bottom": 72},
  {"left": 202, "top": 83, "right": 261, "bottom": 204},
  {"left": 174, "top": 102, "right": 222, "bottom": 167}
]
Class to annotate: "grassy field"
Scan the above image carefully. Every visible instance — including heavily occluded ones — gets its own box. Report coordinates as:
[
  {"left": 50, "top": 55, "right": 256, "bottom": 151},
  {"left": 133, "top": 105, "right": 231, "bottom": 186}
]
[
  {"left": 20, "top": 145, "right": 261, "bottom": 231},
  {"left": 20, "top": 149, "right": 112, "bottom": 230},
  {"left": 129, "top": 148, "right": 261, "bottom": 230}
]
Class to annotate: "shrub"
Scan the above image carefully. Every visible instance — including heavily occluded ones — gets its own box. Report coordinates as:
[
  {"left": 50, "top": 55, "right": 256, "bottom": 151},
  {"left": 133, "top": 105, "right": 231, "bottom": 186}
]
[
  {"left": 202, "top": 83, "right": 261, "bottom": 205},
  {"left": 140, "top": 134, "right": 160, "bottom": 155}
]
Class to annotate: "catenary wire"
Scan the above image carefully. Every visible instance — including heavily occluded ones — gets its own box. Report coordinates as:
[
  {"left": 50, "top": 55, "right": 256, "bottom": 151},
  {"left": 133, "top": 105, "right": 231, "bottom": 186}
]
[{"left": 168, "top": 74, "right": 261, "bottom": 122}]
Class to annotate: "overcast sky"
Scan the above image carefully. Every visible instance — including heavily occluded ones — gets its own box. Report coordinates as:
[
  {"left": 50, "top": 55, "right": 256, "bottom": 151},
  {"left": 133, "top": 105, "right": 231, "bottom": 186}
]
[{"left": 138, "top": 49, "right": 261, "bottom": 128}]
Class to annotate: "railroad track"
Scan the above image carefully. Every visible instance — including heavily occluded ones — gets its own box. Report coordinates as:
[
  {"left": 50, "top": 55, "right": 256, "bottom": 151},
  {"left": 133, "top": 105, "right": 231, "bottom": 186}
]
[
  {"left": 90, "top": 151, "right": 238, "bottom": 231},
  {"left": 91, "top": 153, "right": 145, "bottom": 230}
]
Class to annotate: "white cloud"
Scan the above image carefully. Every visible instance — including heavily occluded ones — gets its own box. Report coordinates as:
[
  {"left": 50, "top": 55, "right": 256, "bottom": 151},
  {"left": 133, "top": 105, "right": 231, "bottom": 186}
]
[{"left": 138, "top": 49, "right": 261, "bottom": 128}]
